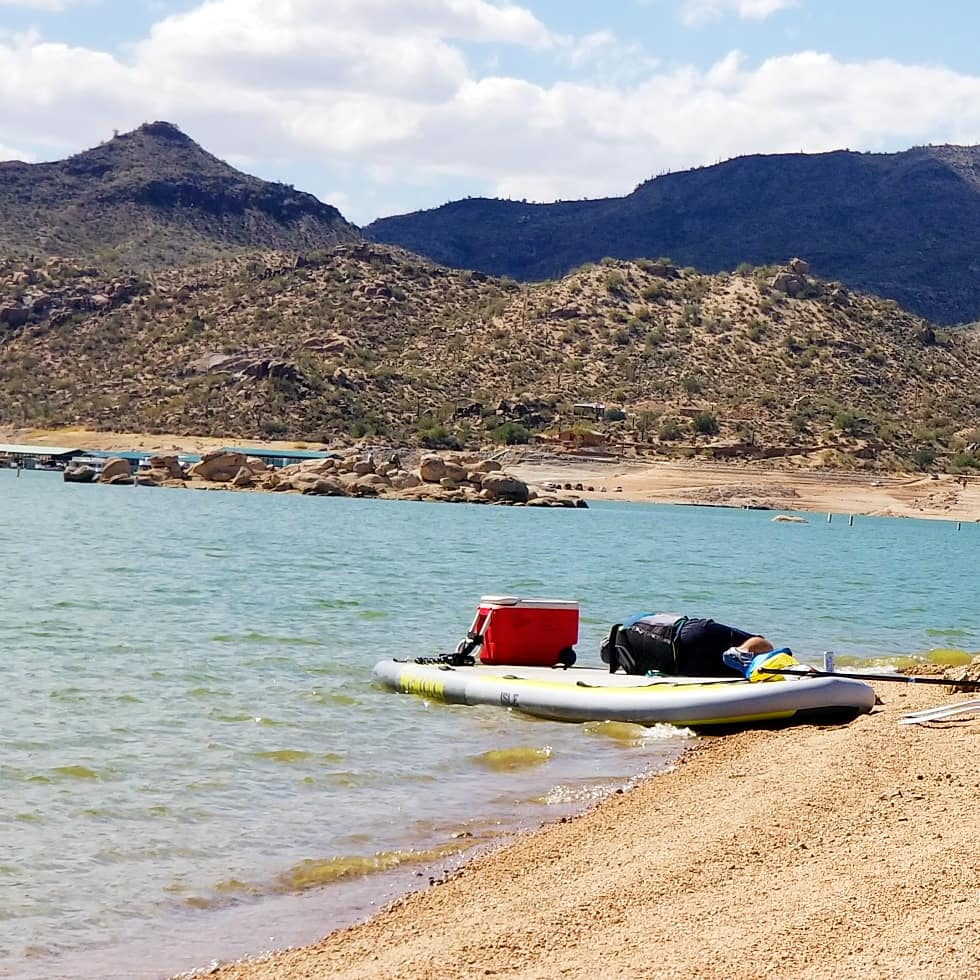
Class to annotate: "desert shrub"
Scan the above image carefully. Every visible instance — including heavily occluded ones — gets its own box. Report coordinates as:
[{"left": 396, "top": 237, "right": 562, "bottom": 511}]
[
  {"left": 604, "top": 271, "right": 626, "bottom": 293},
  {"left": 658, "top": 419, "right": 682, "bottom": 441},
  {"left": 645, "top": 326, "right": 666, "bottom": 349},
  {"left": 910, "top": 447, "right": 936, "bottom": 471},
  {"left": 603, "top": 408, "right": 627, "bottom": 422},
  {"left": 492, "top": 421, "right": 531, "bottom": 445},
  {"left": 692, "top": 412, "right": 719, "bottom": 435},
  {"left": 419, "top": 425, "right": 462, "bottom": 450},
  {"left": 948, "top": 451, "right": 980, "bottom": 473},
  {"left": 349, "top": 419, "right": 375, "bottom": 438}
]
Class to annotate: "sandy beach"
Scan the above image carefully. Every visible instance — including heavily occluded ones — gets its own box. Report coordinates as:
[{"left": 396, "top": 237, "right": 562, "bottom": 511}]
[
  {"left": 504, "top": 454, "right": 980, "bottom": 524},
  {"left": 196, "top": 680, "right": 979, "bottom": 980}
]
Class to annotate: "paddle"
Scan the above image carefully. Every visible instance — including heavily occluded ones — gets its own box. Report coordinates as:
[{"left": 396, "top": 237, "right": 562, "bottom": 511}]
[{"left": 758, "top": 666, "right": 980, "bottom": 689}]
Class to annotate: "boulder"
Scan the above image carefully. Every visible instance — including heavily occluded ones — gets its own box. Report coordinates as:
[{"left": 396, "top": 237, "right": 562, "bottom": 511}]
[
  {"left": 480, "top": 472, "right": 530, "bottom": 503},
  {"left": 63, "top": 465, "right": 97, "bottom": 483},
  {"left": 102, "top": 472, "right": 134, "bottom": 486},
  {"left": 770, "top": 272, "right": 807, "bottom": 297},
  {"left": 290, "top": 473, "right": 347, "bottom": 496},
  {"left": 419, "top": 455, "right": 447, "bottom": 483},
  {"left": 443, "top": 460, "right": 469, "bottom": 483},
  {"left": 98, "top": 458, "right": 133, "bottom": 484},
  {"left": 146, "top": 455, "right": 184, "bottom": 480},
  {"left": 389, "top": 470, "right": 420, "bottom": 490},
  {"left": 188, "top": 451, "right": 247, "bottom": 482},
  {"left": 231, "top": 466, "right": 254, "bottom": 487},
  {"left": 355, "top": 473, "right": 390, "bottom": 491}
]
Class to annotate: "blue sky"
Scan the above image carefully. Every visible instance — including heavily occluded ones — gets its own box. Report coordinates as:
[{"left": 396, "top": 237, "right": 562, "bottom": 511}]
[{"left": 2, "top": 1, "right": 979, "bottom": 225}]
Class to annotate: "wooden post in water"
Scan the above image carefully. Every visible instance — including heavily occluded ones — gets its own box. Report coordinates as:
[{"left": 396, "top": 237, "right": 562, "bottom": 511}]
[
  {"left": 827, "top": 512, "right": 832, "bottom": 523},
  {"left": 848, "top": 514, "right": 854, "bottom": 526}
]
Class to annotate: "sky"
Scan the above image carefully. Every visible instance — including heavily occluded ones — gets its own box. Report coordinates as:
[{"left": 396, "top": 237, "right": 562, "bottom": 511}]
[{"left": 2, "top": 0, "right": 980, "bottom": 226}]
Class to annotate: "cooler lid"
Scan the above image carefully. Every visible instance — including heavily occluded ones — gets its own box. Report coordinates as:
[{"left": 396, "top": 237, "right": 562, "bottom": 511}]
[{"left": 480, "top": 595, "right": 578, "bottom": 609}]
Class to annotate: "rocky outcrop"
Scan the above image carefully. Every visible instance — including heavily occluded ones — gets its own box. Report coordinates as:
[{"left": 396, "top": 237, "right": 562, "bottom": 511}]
[
  {"left": 186, "top": 350, "right": 305, "bottom": 384},
  {"left": 63, "top": 445, "right": 586, "bottom": 508},
  {"left": 63, "top": 464, "right": 97, "bottom": 483},
  {"left": 146, "top": 456, "right": 185, "bottom": 480},
  {"left": 480, "top": 472, "right": 530, "bottom": 503},
  {"left": 98, "top": 457, "right": 133, "bottom": 485},
  {"left": 770, "top": 271, "right": 807, "bottom": 297},
  {"left": 418, "top": 455, "right": 447, "bottom": 483},
  {"left": 188, "top": 451, "right": 249, "bottom": 482}
]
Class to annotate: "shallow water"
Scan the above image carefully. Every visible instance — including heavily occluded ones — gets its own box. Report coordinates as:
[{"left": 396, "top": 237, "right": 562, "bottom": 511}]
[{"left": 1, "top": 469, "right": 977, "bottom": 978}]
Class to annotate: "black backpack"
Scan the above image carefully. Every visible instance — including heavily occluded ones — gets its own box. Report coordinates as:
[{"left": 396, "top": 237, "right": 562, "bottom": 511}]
[{"left": 600, "top": 615, "right": 688, "bottom": 675}]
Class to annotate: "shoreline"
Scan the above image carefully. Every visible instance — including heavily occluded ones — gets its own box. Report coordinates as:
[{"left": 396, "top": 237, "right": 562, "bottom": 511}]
[
  {"left": 10, "top": 425, "right": 978, "bottom": 978},
  {"left": 197, "top": 680, "right": 979, "bottom": 980},
  {"left": 5, "top": 426, "right": 980, "bottom": 522}
]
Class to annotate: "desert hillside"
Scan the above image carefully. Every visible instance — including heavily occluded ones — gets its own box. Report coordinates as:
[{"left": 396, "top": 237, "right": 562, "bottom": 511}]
[
  {"left": 367, "top": 144, "right": 980, "bottom": 326},
  {"left": 0, "top": 122, "right": 359, "bottom": 270},
  {"left": 2, "top": 245, "right": 978, "bottom": 474}
]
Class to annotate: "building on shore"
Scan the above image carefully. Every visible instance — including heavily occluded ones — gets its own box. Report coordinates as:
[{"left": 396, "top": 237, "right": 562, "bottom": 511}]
[{"left": 0, "top": 443, "right": 81, "bottom": 469}]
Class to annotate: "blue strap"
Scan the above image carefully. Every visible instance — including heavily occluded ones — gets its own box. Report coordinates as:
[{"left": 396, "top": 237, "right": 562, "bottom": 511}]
[{"left": 622, "top": 611, "right": 656, "bottom": 628}]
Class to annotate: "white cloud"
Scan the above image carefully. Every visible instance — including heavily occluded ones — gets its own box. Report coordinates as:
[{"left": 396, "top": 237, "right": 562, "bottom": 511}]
[
  {"left": 0, "top": 142, "right": 32, "bottom": 160},
  {"left": 0, "top": 1, "right": 81, "bottom": 9},
  {"left": 679, "top": 0, "right": 797, "bottom": 26}
]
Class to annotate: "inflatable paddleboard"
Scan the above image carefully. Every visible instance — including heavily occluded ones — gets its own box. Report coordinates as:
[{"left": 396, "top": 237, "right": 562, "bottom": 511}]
[{"left": 372, "top": 659, "right": 876, "bottom": 728}]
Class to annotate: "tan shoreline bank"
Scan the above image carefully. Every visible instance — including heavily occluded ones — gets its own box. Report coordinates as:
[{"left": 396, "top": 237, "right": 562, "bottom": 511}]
[
  {"left": 195, "top": 682, "right": 978, "bottom": 980},
  {"left": 6, "top": 426, "right": 980, "bottom": 521}
]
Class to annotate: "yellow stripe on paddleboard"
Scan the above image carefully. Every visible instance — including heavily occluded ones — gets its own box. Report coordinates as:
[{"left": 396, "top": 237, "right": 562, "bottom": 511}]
[
  {"left": 398, "top": 676, "right": 447, "bottom": 699},
  {"left": 397, "top": 669, "right": 747, "bottom": 696}
]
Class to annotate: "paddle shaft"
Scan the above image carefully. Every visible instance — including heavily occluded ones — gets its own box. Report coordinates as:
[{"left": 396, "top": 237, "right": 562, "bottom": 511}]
[{"left": 759, "top": 667, "right": 980, "bottom": 688}]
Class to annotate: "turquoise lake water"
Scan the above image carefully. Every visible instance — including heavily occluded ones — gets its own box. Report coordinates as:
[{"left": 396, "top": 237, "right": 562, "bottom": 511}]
[{"left": 2, "top": 468, "right": 978, "bottom": 978}]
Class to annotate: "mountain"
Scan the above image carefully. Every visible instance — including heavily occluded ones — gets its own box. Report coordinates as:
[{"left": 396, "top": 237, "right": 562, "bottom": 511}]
[
  {"left": 365, "top": 145, "right": 980, "bottom": 326},
  {"left": 2, "top": 246, "right": 978, "bottom": 473},
  {"left": 0, "top": 121, "right": 359, "bottom": 269}
]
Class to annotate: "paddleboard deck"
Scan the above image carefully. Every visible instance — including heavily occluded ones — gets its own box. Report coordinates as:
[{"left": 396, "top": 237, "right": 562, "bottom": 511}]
[{"left": 372, "top": 660, "right": 877, "bottom": 728}]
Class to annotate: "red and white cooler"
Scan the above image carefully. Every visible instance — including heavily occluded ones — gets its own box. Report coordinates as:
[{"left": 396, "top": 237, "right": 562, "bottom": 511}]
[{"left": 470, "top": 595, "right": 579, "bottom": 667}]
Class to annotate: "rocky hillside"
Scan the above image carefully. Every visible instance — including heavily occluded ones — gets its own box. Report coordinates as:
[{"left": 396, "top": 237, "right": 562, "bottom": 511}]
[
  {"left": 2, "top": 246, "right": 979, "bottom": 473},
  {"left": 366, "top": 144, "right": 980, "bottom": 326},
  {"left": 0, "top": 122, "right": 359, "bottom": 270}
]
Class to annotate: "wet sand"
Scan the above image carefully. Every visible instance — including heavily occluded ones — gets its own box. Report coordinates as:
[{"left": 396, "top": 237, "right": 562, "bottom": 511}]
[{"left": 194, "top": 681, "right": 980, "bottom": 980}]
